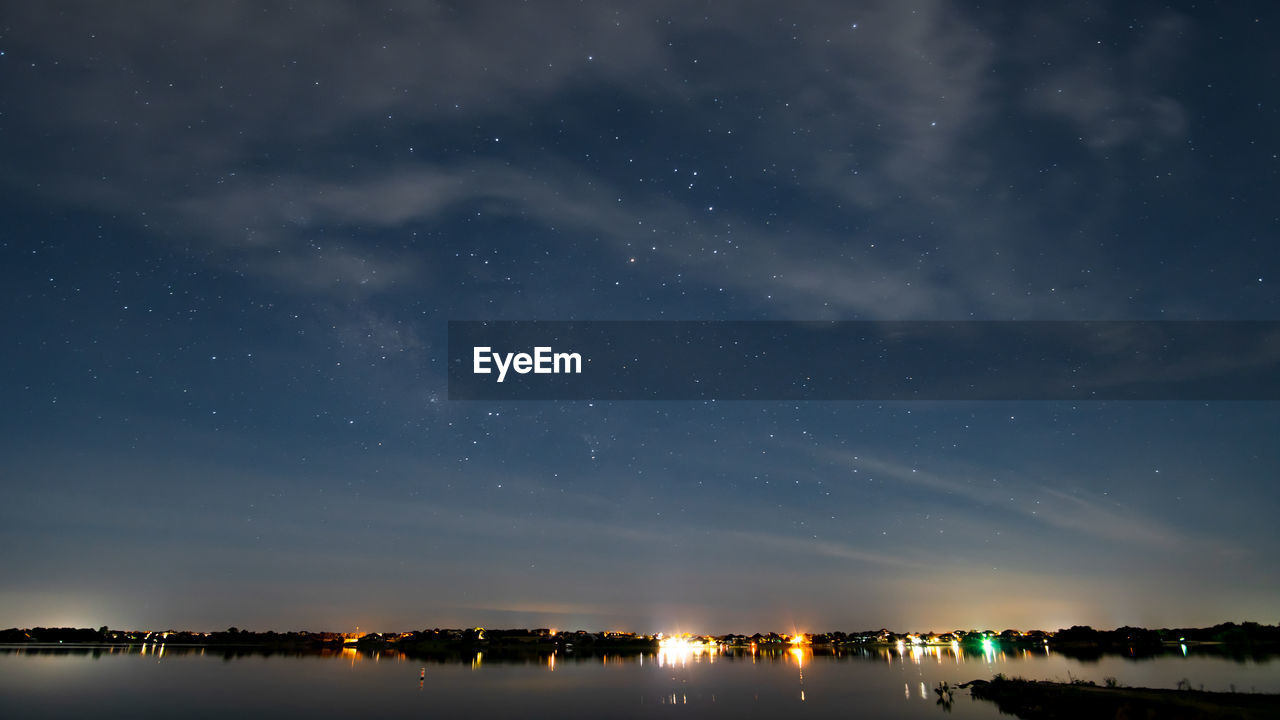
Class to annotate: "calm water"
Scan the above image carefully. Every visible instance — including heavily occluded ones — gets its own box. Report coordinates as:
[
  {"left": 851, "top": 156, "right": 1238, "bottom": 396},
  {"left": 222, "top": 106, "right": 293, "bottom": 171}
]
[{"left": 2, "top": 644, "right": 1277, "bottom": 718}]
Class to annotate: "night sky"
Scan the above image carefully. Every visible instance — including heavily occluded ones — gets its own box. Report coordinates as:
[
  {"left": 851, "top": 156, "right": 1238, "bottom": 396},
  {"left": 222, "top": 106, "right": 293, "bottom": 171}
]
[{"left": 2, "top": 2, "right": 1278, "bottom": 636}]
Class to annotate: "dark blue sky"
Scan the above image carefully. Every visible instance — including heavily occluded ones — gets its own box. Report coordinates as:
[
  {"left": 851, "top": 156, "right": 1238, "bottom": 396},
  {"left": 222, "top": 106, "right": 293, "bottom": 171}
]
[{"left": 1, "top": 1, "right": 1277, "bottom": 635}]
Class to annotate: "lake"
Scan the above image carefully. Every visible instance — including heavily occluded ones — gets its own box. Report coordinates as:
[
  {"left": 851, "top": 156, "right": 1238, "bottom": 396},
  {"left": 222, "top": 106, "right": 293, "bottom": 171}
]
[{"left": 3, "top": 643, "right": 1277, "bottom": 718}]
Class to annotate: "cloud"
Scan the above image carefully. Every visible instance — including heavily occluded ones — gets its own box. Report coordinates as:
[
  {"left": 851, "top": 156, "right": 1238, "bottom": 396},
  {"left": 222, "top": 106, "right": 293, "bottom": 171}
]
[
  {"left": 1022, "top": 11, "right": 1191, "bottom": 149},
  {"left": 818, "top": 449, "right": 1232, "bottom": 554},
  {"left": 1032, "top": 486, "right": 1184, "bottom": 550},
  {"left": 718, "top": 528, "right": 919, "bottom": 569},
  {"left": 252, "top": 245, "right": 421, "bottom": 293},
  {"left": 2, "top": 2, "right": 1210, "bottom": 322},
  {"left": 5, "top": 2, "right": 671, "bottom": 145}
]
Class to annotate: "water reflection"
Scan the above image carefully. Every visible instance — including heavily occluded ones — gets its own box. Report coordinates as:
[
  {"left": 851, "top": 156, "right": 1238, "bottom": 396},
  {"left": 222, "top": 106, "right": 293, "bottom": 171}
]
[
  {"left": 789, "top": 646, "right": 808, "bottom": 701},
  {"left": 2, "top": 642, "right": 1278, "bottom": 720},
  {"left": 656, "top": 636, "right": 719, "bottom": 667},
  {"left": 5, "top": 641, "right": 1276, "bottom": 667}
]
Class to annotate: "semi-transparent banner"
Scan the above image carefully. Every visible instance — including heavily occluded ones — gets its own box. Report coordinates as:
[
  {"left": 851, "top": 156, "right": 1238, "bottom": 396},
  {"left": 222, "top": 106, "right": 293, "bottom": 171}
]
[{"left": 447, "top": 321, "right": 1280, "bottom": 401}]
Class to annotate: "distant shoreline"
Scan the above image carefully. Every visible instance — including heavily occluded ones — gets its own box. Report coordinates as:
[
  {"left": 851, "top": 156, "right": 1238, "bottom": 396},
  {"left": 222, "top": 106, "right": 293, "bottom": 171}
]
[{"left": 4, "top": 621, "right": 1279, "bottom": 657}]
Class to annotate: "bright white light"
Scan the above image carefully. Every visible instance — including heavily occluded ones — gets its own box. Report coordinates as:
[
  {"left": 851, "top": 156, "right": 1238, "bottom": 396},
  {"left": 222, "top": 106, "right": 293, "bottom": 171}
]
[{"left": 657, "top": 635, "right": 719, "bottom": 667}]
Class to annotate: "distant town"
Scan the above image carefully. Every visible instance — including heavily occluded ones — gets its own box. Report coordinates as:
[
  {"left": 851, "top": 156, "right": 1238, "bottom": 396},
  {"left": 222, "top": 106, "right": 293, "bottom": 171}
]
[{"left": 4, "top": 621, "right": 1278, "bottom": 656}]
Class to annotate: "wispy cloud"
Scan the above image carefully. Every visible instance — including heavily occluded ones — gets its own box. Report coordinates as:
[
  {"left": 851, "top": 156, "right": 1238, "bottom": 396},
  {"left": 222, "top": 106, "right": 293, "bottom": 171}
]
[
  {"left": 1023, "top": 11, "right": 1191, "bottom": 150},
  {"left": 6, "top": 2, "right": 1188, "bottom": 320},
  {"left": 1032, "top": 486, "right": 1184, "bottom": 550},
  {"left": 818, "top": 449, "right": 1235, "bottom": 554},
  {"left": 718, "top": 528, "right": 921, "bottom": 569}
]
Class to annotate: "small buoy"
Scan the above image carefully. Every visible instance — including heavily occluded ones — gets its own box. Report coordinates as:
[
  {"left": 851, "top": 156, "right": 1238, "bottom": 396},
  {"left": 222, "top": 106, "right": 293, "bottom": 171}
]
[{"left": 419, "top": 667, "right": 426, "bottom": 680}]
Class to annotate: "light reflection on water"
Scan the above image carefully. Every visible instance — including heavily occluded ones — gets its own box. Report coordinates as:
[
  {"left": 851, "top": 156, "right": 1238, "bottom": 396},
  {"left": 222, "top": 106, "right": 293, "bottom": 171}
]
[{"left": 2, "top": 643, "right": 1277, "bottom": 719}]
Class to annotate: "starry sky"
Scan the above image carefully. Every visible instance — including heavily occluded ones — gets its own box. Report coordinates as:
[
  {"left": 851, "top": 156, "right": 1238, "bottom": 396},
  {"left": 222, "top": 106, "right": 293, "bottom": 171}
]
[{"left": 2, "top": 1, "right": 1278, "bottom": 635}]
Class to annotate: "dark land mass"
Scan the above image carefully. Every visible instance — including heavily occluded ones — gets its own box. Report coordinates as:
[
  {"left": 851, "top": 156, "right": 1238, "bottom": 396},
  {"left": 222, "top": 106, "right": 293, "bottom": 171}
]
[
  {"left": 965, "top": 676, "right": 1280, "bottom": 720},
  {"left": 0, "top": 626, "right": 659, "bottom": 654},
  {"left": 4, "top": 621, "right": 1280, "bottom": 658}
]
